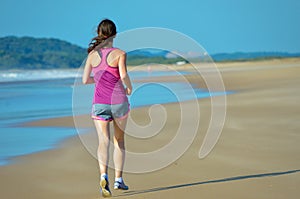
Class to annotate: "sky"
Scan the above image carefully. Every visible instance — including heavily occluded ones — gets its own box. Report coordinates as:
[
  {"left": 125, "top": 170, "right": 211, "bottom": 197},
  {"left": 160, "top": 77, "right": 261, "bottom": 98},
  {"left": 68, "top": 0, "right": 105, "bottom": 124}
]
[{"left": 0, "top": 0, "right": 299, "bottom": 54}]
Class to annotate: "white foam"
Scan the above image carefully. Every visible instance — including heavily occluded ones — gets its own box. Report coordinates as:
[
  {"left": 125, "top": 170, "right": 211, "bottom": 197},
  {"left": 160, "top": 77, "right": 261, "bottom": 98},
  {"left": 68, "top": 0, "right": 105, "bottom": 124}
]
[{"left": 0, "top": 69, "right": 81, "bottom": 82}]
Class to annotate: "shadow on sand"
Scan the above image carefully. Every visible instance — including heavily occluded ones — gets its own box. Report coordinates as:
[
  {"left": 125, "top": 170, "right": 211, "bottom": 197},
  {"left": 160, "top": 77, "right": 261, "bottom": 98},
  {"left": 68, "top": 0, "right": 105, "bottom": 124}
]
[{"left": 114, "top": 169, "right": 300, "bottom": 197}]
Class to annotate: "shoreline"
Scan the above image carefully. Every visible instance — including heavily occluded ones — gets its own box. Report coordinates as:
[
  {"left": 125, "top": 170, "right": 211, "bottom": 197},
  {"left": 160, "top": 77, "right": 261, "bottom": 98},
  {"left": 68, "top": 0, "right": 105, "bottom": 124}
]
[
  {"left": 24, "top": 57, "right": 300, "bottom": 129},
  {"left": 1, "top": 59, "right": 300, "bottom": 198}
]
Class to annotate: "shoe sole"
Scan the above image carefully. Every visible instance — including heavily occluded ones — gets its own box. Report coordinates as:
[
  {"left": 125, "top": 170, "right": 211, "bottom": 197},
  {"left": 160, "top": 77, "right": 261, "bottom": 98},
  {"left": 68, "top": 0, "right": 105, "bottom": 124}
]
[
  {"left": 114, "top": 187, "right": 129, "bottom": 190},
  {"left": 100, "top": 179, "right": 111, "bottom": 198}
]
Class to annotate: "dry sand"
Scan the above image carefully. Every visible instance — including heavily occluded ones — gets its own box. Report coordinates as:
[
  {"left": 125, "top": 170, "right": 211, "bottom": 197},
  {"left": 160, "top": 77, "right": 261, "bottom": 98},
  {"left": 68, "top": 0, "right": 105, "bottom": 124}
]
[{"left": 1, "top": 58, "right": 299, "bottom": 199}]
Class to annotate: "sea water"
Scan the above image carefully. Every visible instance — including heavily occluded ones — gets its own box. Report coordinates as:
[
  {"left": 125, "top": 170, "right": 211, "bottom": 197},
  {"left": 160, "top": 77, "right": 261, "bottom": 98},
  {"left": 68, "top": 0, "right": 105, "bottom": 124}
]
[
  {"left": 0, "top": 77, "right": 77, "bottom": 165},
  {"left": 0, "top": 69, "right": 232, "bottom": 166}
]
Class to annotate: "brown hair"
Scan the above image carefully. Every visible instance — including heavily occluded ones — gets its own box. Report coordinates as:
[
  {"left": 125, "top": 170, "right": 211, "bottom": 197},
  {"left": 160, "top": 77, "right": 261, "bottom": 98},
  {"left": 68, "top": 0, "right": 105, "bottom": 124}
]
[{"left": 87, "top": 19, "right": 117, "bottom": 53}]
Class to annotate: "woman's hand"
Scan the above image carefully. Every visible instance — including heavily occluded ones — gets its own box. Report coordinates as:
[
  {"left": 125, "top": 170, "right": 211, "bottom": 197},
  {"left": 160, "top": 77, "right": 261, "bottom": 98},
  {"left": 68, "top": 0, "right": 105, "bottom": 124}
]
[{"left": 126, "top": 87, "right": 132, "bottom": 95}]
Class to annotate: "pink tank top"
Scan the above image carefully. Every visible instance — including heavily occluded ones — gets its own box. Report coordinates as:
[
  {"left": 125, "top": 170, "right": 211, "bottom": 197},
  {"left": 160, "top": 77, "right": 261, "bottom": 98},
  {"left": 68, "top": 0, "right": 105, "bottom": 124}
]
[{"left": 92, "top": 48, "right": 127, "bottom": 104}]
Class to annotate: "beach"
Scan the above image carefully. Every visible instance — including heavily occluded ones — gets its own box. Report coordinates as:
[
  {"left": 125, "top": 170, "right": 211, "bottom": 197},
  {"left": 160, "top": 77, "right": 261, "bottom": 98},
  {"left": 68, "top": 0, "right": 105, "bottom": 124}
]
[{"left": 0, "top": 58, "right": 299, "bottom": 198}]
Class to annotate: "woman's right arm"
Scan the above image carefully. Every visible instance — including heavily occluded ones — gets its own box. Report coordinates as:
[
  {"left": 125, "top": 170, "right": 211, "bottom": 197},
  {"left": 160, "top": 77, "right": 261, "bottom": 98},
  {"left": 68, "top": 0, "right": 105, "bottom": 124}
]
[
  {"left": 82, "top": 54, "right": 95, "bottom": 84},
  {"left": 118, "top": 52, "right": 132, "bottom": 95}
]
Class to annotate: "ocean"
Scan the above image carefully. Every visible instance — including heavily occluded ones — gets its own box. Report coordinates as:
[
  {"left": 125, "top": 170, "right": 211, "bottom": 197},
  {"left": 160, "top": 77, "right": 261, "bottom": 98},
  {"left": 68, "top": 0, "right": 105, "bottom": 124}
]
[{"left": 0, "top": 69, "right": 231, "bottom": 166}]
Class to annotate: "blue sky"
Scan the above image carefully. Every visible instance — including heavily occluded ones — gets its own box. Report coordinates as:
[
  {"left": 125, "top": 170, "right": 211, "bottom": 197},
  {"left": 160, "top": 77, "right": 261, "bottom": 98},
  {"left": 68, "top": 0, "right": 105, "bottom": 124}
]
[{"left": 0, "top": 0, "right": 299, "bottom": 54}]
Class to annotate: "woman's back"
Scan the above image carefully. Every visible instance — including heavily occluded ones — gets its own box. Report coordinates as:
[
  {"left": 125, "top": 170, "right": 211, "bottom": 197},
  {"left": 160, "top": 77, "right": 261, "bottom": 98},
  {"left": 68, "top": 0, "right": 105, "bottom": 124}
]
[{"left": 91, "top": 48, "right": 128, "bottom": 105}]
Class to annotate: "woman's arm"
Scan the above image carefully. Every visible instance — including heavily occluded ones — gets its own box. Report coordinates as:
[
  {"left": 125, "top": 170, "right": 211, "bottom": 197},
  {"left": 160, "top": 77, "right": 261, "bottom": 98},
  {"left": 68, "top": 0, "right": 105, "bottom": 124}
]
[
  {"left": 82, "top": 54, "right": 95, "bottom": 84},
  {"left": 118, "top": 52, "right": 132, "bottom": 95}
]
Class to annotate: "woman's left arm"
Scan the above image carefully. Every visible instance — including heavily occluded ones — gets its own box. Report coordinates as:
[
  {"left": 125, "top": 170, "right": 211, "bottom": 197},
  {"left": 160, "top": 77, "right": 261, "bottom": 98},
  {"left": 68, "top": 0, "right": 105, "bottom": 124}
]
[{"left": 82, "top": 54, "right": 95, "bottom": 84}]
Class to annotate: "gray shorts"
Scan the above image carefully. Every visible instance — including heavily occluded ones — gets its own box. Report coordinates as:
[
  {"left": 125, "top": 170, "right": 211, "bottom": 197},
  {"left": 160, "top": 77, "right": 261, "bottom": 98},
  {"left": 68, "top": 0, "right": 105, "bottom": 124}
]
[{"left": 91, "top": 101, "right": 130, "bottom": 121}]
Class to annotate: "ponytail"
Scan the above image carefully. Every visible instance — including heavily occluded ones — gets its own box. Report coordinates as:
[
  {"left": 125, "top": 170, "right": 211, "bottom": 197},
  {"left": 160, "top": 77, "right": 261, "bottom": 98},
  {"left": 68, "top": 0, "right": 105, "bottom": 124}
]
[
  {"left": 87, "top": 35, "right": 106, "bottom": 53},
  {"left": 87, "top": 19, "right": 117, "bottom": 54}
]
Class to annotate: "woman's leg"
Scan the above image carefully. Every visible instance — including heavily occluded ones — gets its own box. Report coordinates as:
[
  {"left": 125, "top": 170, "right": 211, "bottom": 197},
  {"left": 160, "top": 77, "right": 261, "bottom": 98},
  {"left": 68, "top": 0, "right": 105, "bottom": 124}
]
[
  {"left": 94, "top": 120, "right": 111, "bottom": 175},
  {"left": 113, "top": 117, "right": 127, "bottom": 178},
  {"left": 94, "top": 120, "right": 112, "bottom": 197}
]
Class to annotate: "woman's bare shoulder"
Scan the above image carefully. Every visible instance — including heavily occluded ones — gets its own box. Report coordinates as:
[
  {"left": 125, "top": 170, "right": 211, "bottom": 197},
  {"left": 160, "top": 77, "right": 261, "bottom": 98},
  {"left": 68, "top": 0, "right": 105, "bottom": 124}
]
[
  {"left": 87, "top": 50, "right": 101, "bottom": 67},
  {"left": 88, "top": 49, "right": 98, "bottom": 57},
  {"left": 113, "top": 48, "right": 126, "bottom": 56}
]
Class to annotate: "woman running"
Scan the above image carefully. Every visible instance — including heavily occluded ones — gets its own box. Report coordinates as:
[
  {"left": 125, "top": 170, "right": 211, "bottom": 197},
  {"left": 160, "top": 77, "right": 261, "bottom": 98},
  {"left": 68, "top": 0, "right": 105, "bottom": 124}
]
[{"left": 82, "top": 19, "right": 132, "bottom": 197}]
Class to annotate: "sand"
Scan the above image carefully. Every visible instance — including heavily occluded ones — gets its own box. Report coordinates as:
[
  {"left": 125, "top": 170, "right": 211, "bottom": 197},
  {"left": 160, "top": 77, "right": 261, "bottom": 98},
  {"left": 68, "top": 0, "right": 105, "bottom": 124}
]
[{"left": 1, "top": 58, "right": 300, "bottom": 199}]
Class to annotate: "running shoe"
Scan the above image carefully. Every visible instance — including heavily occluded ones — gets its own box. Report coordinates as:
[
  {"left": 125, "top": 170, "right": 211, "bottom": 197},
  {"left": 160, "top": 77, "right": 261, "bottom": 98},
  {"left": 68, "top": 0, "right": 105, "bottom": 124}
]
[
  {"left": 100, "top": 177, "right": 112, "bottom": 197},
  {"left": 114, "top": 180, "right": 129, "bottom": 190}
]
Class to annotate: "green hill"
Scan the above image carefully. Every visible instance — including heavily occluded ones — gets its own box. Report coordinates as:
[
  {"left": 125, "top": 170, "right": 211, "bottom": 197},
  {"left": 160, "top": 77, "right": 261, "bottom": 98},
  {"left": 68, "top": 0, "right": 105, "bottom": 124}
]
[
  {"left": 0, "top": 36, "right": 187, "bottom": 69},
  {"left": 0, "top": 36, "right": 86, "bottom": 69}
]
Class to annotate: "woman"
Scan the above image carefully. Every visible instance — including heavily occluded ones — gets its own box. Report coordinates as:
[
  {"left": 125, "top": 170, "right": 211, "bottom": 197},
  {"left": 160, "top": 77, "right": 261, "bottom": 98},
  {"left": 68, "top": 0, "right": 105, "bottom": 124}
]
[{"left": 82, "top": 19, "right": 132, "bottom": 197}]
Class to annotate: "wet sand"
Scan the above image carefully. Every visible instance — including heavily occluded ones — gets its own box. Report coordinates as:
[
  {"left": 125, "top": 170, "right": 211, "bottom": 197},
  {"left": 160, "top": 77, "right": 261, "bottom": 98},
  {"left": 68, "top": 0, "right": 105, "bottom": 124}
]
[{"left": 0, "top": 58, "right": 299, "bottom": 198}]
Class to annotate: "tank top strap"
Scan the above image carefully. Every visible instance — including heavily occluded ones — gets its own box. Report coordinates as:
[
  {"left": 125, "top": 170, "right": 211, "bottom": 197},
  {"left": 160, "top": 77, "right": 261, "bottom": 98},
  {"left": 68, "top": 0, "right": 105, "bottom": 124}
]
[{"left": 98, "top": 47, "right": 117, "bottom": 66}]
